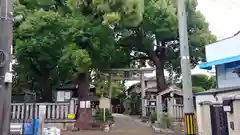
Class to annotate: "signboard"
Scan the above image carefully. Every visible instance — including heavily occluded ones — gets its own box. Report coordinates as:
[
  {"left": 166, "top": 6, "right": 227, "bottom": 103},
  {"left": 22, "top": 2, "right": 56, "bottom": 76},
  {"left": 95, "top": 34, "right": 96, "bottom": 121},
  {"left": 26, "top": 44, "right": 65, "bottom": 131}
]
[
  {"left": 64, "top": 91, "right": 71, "bottom": 100},
  {"left": 223, "top": 106, "right": 231, "bottom": 112},
  {"left": 80, "top": 101, "right": 85, "bottom": 108},
  {"left": 99, "top": 98, "right": 110, "bottom": 109},
  {"left": 79, "top": 101, "right": 91, "bottom": 108},
  {"left": 10, "top": 119, "right": 39, "bottom": 135},
  {"left": 4, "top": 72, "right": 12, "bottom": 83},
  {"left": 57, "top": 91, "right": 65, "bottom": 102},
  {"left": 86, "top": 101, "right": 91, "bottom": 108},
  {"left": 150, "top": 101, "right": 156, "bottom": 106},
  {"left": 10, "top": 123, "right": 22, "bottom": 134}
]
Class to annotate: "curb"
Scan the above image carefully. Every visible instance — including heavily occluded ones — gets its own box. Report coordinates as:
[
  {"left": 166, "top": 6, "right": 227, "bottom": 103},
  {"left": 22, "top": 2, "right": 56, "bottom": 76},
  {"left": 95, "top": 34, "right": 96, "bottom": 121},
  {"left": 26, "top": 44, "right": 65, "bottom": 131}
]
[
  {"left": 151, "top": 125, "right": 184, "bottom": 135},
  {"left": 152, "top": 125, "right": 161, "bottom": 133}
]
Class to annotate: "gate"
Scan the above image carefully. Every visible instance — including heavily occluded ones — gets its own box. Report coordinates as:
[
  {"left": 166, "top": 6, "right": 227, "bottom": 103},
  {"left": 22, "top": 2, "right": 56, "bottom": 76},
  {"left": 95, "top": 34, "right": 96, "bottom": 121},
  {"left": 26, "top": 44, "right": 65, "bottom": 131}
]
[{"left": 210, "top": 104, "right": 229, "bottom": 135}]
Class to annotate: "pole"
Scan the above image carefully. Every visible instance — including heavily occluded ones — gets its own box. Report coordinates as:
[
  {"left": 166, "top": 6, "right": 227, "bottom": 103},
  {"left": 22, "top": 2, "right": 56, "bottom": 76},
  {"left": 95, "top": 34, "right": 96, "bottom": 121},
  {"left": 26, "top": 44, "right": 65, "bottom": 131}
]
[
  {"left": 0, "top": 0, "right": 13, "bottom": 134},
  {"left": 177, "top": 0, "right": 196, "bottom": 135},
  {"left": 103, "top": 108, "right": 106, "bottom": 122},
  {"left": 140, "top": 72, "right": 146, "bottom": 117},
  {"left": 108, "top": 74, "right": 112, "bottom": 113}
]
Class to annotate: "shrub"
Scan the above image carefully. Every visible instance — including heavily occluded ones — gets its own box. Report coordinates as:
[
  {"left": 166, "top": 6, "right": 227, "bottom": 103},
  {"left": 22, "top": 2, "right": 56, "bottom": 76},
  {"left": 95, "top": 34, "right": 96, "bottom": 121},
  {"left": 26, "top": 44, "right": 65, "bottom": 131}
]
[
  {"left": 150, "top": 112, "right": 157, "bottom": 123},
  {"left": 156, "top": 112, "right": 173, "bottom": 129},
  {"left": 93, "top": 109, "right": 114, "bottom": 122}
]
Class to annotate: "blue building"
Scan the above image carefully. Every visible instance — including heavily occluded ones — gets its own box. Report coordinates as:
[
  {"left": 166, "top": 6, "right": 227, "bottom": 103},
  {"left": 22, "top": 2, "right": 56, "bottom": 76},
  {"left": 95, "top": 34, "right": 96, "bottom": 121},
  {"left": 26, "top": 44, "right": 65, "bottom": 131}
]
[
  {"left": 200, "top": 32, "right": 240, "bottom": 88},
  {"left": 195, "top": 32, "right": 240, "bottom": 135}
]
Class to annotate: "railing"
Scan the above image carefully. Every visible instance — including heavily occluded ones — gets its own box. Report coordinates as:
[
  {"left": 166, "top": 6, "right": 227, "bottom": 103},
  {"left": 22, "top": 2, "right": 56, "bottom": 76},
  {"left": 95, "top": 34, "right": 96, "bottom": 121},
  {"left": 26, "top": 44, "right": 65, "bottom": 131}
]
[
  {"left": 171, "top": 104, "right": 184, "bottom": 120},
  {"left": 11, "top": 101, "right": 78, "bottom": 123}
]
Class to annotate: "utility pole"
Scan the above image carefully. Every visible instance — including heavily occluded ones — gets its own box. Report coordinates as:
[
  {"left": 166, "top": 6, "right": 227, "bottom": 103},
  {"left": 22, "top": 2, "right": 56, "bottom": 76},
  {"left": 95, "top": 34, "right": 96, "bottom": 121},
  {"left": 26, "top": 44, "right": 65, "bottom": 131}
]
[
  {"left": 140, "top": 72, "right": 146, "bottom": 117},
  {"left": 0, "top": 0, "right": 13, "bottom": 134},
  {"left": 177, "top": 0, "right": 196, "bottom": 135},
  {"left": 108, "top": 74, "right": 112, "bottom": 113}
]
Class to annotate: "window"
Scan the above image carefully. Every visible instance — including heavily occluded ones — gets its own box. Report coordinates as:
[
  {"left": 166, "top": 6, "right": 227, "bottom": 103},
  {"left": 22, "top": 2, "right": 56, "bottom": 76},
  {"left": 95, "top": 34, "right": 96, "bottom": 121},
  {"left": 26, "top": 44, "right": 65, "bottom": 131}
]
[
  {"left": 233, "top": 67, "right": 240, "bottom": 77},
  {"left": 225, "top": 62, "right": 240, "bottom": 79}
]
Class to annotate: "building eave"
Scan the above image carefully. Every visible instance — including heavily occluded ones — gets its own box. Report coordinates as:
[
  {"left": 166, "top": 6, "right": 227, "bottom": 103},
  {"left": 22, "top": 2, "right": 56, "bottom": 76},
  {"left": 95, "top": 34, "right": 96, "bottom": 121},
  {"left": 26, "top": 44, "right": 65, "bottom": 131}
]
[
  {"left": 194, "top": 86, "right": 240, "bottom": 96},
  {"left": 199, "top": 55, "right": 240, "bottom": 69}
]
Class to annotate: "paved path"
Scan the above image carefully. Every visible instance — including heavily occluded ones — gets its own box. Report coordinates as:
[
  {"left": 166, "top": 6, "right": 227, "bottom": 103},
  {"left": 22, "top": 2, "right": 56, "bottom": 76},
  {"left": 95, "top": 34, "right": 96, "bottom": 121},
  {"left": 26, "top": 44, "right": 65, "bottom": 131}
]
[{"left": 63, "top": 114, "right": 158, "bottom": 135}]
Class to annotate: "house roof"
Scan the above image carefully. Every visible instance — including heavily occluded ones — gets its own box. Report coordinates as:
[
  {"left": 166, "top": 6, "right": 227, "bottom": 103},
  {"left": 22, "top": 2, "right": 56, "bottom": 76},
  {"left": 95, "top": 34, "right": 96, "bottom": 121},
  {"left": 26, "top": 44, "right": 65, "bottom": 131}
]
[
  {"left": 127, "top": 80, "right": 182, "bottom": 95},
  {"left": 158, "top": 85, "right": 183, "bottom": 96},
  {"left": 126, "top": 76, "right": 171, "bottom": 92},
  {"left": 194, "top": 86, "right": 240, "bottom": 96}
]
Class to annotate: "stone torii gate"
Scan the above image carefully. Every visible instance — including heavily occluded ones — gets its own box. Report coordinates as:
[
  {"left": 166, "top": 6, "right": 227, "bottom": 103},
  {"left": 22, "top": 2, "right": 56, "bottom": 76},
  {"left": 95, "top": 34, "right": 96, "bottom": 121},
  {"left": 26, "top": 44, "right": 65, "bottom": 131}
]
[{"left": 103, "top": 68, "right": 155, "bottom": 117}]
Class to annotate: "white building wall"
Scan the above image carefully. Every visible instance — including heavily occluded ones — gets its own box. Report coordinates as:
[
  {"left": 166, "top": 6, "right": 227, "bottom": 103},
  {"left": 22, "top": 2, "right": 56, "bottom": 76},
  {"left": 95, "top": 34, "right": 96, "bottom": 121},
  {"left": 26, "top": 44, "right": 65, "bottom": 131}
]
[
  {"left": 131, "top": 80, "right": 157, "bottom": 93},
  {"left": 206, "top": 33, "right": 240, "bottom": 62},
  {"left": 146, "top": 80, "right": 156, "bottom": 88},
  {"left": 195, "top": 91, "right": 240, "bottom": 133}
]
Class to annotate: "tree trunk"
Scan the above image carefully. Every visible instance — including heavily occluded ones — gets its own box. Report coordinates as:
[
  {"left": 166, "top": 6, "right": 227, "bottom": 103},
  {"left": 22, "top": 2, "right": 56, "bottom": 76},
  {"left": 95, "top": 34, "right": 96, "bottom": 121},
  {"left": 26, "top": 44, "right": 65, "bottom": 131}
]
[
  {"left": 75, "top": 72, "right": 92, "bottom": 130},
  {"left": 153, "top": 56, "right": 168, "bottom": 92},
  {"left": 40, "top": 77, "right": 53, "bottom": 102}
]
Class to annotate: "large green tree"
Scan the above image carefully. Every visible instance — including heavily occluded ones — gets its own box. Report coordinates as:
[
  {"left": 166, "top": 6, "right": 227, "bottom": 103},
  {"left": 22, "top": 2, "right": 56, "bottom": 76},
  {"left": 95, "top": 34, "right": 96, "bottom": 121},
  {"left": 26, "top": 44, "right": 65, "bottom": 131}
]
[
  {"left": 13, "top": 0, "right": 144, "bottom": 100},
  {"left": 13, "top": 1, "right": 217, "bottom": 127},
  {"left": 177, "top": 74, "right": 216, "bottom": 93},
  {"left": 14, "top": 9, "right": 72, "bottom": 101},
  {"left": 13, "top": 0, "right": 143, "bottom": 128},
  {"left": 116, "top": 0, "right": 216, "bottom": 92},
  {"left": 119, "top": 0, "right": 216, "bottom": 91},
  {"left": 192, "top": 74, "right": 216, "bottom": 90}
]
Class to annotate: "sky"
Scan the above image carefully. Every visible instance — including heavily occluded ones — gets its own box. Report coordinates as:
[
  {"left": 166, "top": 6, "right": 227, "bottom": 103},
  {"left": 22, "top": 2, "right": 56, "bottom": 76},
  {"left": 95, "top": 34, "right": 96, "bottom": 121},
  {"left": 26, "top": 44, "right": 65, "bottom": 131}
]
[
  {"left": 197, "top": 0, "right": 240, "bottom": 39},
  {"left": 125, "top": 0, "right": 240, "bottom": 87}
]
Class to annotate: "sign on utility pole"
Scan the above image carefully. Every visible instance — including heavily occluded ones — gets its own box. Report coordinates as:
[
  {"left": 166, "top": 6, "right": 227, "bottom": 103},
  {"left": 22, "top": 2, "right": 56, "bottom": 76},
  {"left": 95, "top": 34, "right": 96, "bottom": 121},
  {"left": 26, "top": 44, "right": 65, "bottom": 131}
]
[
  {"left": 177, "top": 0, "right": 197, "bottom": 135},
  {"left": 0, "top": 0, "right": 13, "bottom": 135}
]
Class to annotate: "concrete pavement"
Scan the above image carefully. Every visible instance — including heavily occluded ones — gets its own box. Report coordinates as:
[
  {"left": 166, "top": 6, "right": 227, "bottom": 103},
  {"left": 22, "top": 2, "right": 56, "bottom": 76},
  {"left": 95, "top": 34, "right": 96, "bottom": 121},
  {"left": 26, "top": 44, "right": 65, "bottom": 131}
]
[{"left": 63, "top": 113, "right": 157, "bottom": 135}]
